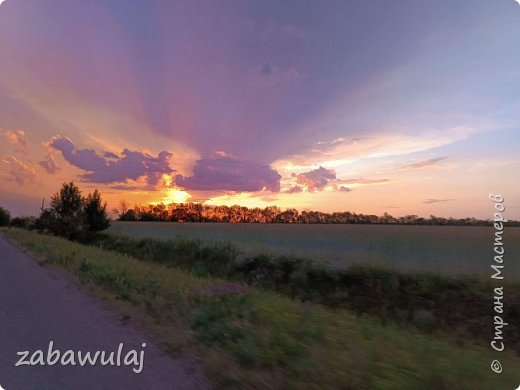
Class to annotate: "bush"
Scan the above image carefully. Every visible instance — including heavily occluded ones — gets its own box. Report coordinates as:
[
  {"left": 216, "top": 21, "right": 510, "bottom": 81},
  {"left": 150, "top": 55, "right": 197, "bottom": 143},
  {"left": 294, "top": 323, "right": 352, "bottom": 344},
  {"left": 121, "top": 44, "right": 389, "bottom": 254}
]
[
  {"left": 34, "top": 209, "right": 58, "bottom": 233},
  {"left": 0, "top": 207, "right": 11, "bottom": 226},
  {"left": 10, "top": 216, "right": 36, "bottom": 229},
  {"left": 36, "top": 182, "right": 110, "bottom": 240}
]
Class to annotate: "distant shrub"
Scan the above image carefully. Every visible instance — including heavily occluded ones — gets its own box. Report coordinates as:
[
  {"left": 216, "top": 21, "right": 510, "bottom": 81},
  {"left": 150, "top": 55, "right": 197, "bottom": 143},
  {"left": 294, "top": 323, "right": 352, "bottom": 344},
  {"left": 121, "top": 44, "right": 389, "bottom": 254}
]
[
  {"left": 35, "top": 209, "right": 58, "bottom": 233},
  {"left": 10, "top": 216, "right": 36, "bottom": 229},
  {"left": 0, "top": 207, "right": 11, "bottom": 227},
  {"left": 120, "top": 209, "right": 138, "bottom": 221}
]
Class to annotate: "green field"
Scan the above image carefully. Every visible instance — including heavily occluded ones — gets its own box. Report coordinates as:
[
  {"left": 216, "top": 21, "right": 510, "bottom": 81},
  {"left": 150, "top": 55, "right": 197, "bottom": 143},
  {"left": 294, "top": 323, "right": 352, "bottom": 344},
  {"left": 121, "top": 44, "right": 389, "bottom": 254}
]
[
  {"left": 5, "top": 228, "right": 520, "bottom": 389},
  {"left": 108, "top": 222, "right": 520, "bottom": 277}
]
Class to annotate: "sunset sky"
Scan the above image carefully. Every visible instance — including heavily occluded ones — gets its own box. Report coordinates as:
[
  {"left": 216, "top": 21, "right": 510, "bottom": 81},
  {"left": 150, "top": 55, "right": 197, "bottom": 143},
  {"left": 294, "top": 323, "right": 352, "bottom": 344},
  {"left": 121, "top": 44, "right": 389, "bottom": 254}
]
[{"left": 0, "top": 0, "right": 519, "bottom": 218}]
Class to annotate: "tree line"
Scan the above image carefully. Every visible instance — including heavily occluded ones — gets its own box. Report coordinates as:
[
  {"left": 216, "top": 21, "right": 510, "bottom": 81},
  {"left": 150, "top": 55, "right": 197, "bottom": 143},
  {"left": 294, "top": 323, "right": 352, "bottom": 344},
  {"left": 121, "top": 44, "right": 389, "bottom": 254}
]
[{"left": 113, "top": 200, "right": 520, "bottom": 226}]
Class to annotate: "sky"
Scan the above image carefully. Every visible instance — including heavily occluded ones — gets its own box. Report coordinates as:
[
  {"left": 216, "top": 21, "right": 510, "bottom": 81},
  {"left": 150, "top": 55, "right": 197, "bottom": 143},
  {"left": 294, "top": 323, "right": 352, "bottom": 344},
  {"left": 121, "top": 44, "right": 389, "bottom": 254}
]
[{"left": 0, "top": 0, "right": 519, "bottom": 218}]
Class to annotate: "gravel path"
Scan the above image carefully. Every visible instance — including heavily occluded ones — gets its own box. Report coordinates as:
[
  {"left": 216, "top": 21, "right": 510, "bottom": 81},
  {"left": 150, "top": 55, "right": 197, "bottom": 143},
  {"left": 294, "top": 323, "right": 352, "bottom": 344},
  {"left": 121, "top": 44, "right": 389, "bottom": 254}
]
[{"left": 0, "top": 236, "right": 210, "bottom": 390}]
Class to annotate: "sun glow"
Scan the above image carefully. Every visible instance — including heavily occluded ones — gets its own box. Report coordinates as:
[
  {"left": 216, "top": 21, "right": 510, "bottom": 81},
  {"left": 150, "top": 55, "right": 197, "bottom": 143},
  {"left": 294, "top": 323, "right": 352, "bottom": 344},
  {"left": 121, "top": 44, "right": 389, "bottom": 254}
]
[{"left": 161, "top": 188, "right": 191, "bottom": 204}]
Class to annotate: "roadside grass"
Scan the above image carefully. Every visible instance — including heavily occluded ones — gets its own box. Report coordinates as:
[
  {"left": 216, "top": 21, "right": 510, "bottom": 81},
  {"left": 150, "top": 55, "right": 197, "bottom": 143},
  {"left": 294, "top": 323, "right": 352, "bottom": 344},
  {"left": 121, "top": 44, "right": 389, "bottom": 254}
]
[{"left": 3, "top": 227, "right": 520, "bottom": 389}]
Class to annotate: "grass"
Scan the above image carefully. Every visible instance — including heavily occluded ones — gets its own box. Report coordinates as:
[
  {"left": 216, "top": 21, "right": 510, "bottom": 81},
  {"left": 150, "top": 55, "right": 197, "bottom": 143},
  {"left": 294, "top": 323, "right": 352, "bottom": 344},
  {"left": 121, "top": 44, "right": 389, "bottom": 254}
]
[{"left": 3, "top": 227, "right": 520, "bottom": 389}]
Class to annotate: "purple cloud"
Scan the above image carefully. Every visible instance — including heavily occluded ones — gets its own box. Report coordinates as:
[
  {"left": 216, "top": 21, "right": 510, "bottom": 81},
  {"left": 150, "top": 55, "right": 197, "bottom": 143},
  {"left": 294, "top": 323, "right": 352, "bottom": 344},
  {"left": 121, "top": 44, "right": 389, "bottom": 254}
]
[
  {"left": 296, "top": 166, "right": 336, "bottom": 191},
  {"left": 103, "top": 151, "right": 120, "bottom": 159},
  {"left": 285, "top": 185, "right": 303, "bottom": 194},
  {"left": 176, "top": 156, "right": 281, "bottom": 192},
  {"left": 401, "top": 157, "right": 447, "bottom": 169},
  {"left": 49, "top": 135, "right": 174, "bottom": 187},
  {"left": 339, "top": 186, "right": 352, "bottom": 192},
  {"left": 248, "top": 62, "right": 303, "bottom": 88}
]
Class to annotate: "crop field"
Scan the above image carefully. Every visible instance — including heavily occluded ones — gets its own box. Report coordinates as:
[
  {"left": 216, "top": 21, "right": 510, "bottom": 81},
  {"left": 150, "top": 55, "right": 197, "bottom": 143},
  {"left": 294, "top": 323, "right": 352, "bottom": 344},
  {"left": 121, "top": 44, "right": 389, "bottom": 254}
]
[{"left": 108, "top": 222, "right": 520, "bottom": 277}]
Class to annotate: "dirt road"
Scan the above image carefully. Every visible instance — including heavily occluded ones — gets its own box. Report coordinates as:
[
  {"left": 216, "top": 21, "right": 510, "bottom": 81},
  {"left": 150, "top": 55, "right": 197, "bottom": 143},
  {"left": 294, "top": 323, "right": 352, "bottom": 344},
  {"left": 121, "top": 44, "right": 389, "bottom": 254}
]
[{"left": 0, "top": 236, "right": 210, "bottom": 390}]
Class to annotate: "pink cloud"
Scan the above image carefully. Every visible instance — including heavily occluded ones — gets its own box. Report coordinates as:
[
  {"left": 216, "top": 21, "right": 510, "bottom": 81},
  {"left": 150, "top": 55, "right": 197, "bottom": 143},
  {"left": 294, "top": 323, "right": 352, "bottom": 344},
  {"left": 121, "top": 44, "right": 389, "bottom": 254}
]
[
  {"left": 2, "top": 129, "right": 27, "bottom": 149},
  {"left": 1, "top": 155, "right": 36, "bottom": 185},
  {"left": 296, "top": 166, "right": 336, "bottom": 191},
  {"left": 39, "top": 154, "right": 60, "bottom": 174}
]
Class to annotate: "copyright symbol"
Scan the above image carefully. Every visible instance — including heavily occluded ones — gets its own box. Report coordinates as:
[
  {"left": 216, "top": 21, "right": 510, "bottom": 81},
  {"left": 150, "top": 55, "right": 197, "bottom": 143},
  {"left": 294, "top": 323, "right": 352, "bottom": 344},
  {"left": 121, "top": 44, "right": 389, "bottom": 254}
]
[{"left": 491, "top": 360, "right": 502, "bottom": 373}]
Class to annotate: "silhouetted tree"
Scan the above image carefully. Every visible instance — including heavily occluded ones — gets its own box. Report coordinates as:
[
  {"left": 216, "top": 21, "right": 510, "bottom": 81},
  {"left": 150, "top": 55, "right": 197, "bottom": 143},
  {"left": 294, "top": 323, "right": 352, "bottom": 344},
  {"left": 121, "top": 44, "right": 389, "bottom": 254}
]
[
  {"left": 84, "top": 190, "right": 110, "bottom": 232},
  {"left": 46, "top": 182, "right": 86, "bottom": 240},
  {"left": 37, "top": 182, "right": 110, "bottom": 240},
  {"left": 0, "top": 207, "right": 11, "bottom": 227},
  {"left": 120, "top": 209, "right": 138, "bottom": 221},
  {"left": 111, "top": 199, "right": 520, "bottom": 226}
]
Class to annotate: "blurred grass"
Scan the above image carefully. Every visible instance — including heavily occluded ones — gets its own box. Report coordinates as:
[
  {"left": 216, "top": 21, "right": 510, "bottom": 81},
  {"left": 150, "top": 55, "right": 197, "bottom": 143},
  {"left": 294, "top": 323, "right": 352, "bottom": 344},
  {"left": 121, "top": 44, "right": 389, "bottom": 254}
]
[
  {"left": 91, "top": 232, "right": 520, "bottom": 348},
  {"left": 3, "top": 227, "right": 520, "bottom": 389}
]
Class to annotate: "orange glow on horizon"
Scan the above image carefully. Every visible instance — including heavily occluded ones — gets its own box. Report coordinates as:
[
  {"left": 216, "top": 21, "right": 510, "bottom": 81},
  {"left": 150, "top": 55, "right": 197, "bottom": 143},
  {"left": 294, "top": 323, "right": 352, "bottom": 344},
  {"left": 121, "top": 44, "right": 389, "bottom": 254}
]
[{"left": 159, "top": 188, "right": 192, "bottom": 204}]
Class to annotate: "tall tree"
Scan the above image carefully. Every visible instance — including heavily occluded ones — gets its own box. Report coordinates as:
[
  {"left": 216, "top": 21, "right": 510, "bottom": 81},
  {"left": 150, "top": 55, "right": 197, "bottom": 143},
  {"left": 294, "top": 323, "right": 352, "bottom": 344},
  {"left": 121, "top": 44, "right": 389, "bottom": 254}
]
[
  {"left": 48, "top": 182, "right": 86, "bottom": 240},
  {"left": 84, "top": 189, "right": 110, "bottom": 232}
]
